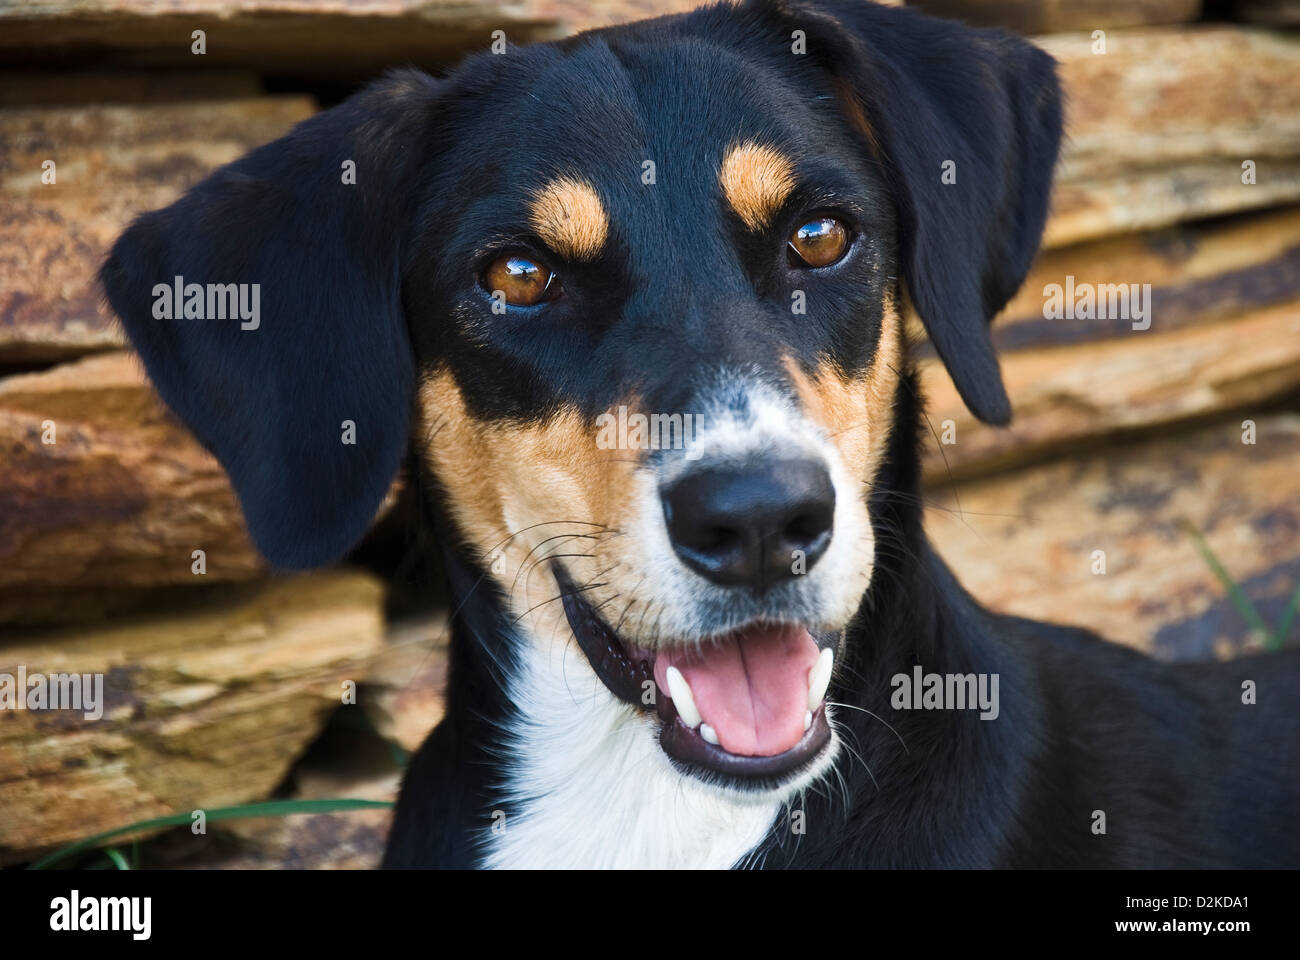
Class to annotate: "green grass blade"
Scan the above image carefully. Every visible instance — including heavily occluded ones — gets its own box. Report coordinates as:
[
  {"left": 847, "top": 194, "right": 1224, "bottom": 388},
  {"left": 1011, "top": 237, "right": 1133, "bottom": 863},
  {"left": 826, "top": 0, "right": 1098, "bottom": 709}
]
[
  {"left": 27, "top": 798, "right": 393, "bottom": 870},
  {"left": 103, "top": 848, "right": 131, "bottom": 871},
  {"left": 1182, "top": 521, "right": 1272, "bottom": 643},
  {"left": 1272, "top": 583, "right": 1300, "bottom": 652}
]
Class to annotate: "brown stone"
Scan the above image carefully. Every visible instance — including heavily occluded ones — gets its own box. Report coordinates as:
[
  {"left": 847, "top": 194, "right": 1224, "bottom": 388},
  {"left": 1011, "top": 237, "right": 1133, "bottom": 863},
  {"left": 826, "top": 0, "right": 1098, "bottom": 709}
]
[
  {"left": 0, "top": 96, "right": 315, "bottom": 364},
  {"left": 1045, "top": 161, "right": 1300, "bottom": 250},
  {"left": 362, "top": 612, "right": 450, "bottom": 755},
  {"left": 1042, "top": 27, "right": 1300, "bottom": 247},
  {"left": 994, "top": 206, "right": 1300, "bottom": 353},
  {"left": 0, "top": 1, "right": 565, "bottom": 79},
  {"left": 910, "top": 0, "right": 1201, "bottom": 34},
  {"left": 180, "top": 753, "right": 400, "bottom": 869},
  {"left": 0, "top": 351, "right": 265, "bottom": 595},
  {"left": 926, "top": 414, "right": 1300, "bottom": 658},
  {"left": 0, "top": 570, "right": 386, "bottom": 865},
  {"left": 920, "top": 297, "right": 1300, "bottom": 483}
]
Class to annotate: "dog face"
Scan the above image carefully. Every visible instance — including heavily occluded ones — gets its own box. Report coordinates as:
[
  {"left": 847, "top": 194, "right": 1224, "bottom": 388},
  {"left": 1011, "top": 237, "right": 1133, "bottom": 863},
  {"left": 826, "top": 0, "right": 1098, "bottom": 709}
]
[
  {"left": 103, "top": 0, "right": 1061, "bottom": 798},
  {"left": 408, "top": 18, "right": 905, "bottom": 782}
]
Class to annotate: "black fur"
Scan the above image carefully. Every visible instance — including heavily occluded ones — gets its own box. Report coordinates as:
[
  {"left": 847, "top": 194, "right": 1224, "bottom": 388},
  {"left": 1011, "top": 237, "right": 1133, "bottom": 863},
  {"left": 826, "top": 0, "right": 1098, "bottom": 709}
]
[{"left": 101, "top": 0, "right": 1300, "bottom": 868}]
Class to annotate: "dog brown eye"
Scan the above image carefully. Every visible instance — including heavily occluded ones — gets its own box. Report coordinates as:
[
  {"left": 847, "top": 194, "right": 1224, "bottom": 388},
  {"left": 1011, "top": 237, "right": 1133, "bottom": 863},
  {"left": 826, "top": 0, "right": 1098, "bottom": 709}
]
[
  {"left": 483, "top": 254, "right": 560, "bottom": 306},
  {"left": 788, "top": 218, "right": 850, "bottom": 268}
]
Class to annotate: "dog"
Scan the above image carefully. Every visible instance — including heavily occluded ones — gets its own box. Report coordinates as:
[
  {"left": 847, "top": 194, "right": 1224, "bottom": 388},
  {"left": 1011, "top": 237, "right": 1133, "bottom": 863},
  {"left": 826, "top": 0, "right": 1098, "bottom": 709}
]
[{"left": 101, "top": 0, "right": 1300, "bottom": 868}]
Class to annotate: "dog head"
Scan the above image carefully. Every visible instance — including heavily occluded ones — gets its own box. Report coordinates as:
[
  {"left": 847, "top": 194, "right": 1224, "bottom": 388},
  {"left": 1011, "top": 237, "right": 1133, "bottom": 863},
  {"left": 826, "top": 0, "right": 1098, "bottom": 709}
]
[{"left": 103, "top": 0, "right": 1061, "bottom": 798}]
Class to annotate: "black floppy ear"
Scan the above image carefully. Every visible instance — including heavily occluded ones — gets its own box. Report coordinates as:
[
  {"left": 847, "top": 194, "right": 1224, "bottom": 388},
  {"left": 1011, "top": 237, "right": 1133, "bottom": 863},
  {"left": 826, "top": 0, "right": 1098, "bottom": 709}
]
[
  {"left": 101, "top": 70, "right": 439, "bottom": 568},
  {"left": 774, "top": 0, "right": 1062, "bottom": 425}
]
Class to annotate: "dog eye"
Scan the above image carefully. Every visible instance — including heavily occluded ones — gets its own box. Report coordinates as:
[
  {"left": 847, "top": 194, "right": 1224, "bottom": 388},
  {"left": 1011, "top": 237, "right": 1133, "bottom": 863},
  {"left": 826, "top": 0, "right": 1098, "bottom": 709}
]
[
  {"left": 787, "top": 217, "right": 850, "bottom": 269},
  {"left": 482, "top": 254, "right": 562, "bottom": 306}
]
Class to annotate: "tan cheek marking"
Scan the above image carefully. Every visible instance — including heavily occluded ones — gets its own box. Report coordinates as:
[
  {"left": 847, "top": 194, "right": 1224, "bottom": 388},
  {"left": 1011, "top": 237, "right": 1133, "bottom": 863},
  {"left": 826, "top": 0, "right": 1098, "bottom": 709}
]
[
  {"left": 786, "top": 295, "right": 902, "bottom": 484},
  {"left": 417, "top": 373, "right": 649, "bottom": 643},
  {"left": 418, "top": 372, "right": 509, "bottom": 553},
  {"left": 528, "top": 176, "right": 609, "bottom": 262},
  {"left": 719, "top": 140, "right": 797, "bottom": 232}
]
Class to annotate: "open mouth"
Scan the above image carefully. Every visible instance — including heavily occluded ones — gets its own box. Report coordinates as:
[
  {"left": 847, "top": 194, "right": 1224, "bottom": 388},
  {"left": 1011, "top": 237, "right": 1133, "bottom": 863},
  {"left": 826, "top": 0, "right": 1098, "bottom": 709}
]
[{"left": 555, "top": 568, "right": 836, "bottom": 785}]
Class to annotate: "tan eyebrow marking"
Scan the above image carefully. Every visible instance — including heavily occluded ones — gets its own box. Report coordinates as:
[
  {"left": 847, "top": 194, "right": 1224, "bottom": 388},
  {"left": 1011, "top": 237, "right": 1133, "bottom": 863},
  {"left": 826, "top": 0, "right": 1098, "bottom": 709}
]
[
  {"left": 719, "top": 140, "right": 797, "bottom": 232},
  {"left": 528, "top": 176, "right": 609, "bottom": 261},
  {"left": 833, "top": 76, "right": 882, "bottom": 158}
]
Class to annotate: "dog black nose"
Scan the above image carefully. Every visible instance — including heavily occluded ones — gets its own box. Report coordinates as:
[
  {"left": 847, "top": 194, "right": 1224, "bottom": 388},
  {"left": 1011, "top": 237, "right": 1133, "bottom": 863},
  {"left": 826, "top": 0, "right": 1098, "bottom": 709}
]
[{"left": 661, "top": 458, "right": 835, "bottom": 591}]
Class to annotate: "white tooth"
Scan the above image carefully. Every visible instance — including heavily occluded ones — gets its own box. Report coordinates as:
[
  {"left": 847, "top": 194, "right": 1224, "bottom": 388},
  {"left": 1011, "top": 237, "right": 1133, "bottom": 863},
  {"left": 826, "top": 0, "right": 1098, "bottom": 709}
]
[
  {"left": 804, "top": 710, "right": 812, "bottom": 731},
  {"left": 666, "top": 666, "right": 702, "bottom": 729},
  {"left": 700, "top": 723, "right": 719, "bottom": 745},
  {"left": 808, "top": 647, "right": 834, "bottom": 711}
]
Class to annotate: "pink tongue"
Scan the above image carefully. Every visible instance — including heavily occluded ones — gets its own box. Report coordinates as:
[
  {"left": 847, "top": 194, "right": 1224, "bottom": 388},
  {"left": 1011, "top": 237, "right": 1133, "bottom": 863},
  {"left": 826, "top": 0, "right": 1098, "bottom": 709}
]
[{"left": 654, "top": 625, "right": 820, "bottom": 757}]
